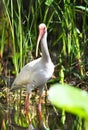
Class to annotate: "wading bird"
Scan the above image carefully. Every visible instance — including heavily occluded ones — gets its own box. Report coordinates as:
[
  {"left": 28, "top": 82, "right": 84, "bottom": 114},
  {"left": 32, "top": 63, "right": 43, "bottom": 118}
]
[{"left": 11, "top": 23, "right": 54, "bottom": 123}]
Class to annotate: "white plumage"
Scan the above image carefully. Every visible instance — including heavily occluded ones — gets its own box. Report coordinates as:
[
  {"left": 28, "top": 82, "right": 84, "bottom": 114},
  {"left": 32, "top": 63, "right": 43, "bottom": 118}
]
[
  {"left": 11, "top": 57, "right": 54, "bottom": 94},
  {"left": 11, "top": 23, "right": 54, "bottom": 96}
]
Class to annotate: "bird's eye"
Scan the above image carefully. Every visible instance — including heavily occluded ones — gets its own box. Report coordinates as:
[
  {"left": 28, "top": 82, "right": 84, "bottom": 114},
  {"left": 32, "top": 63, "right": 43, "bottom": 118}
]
[
  {"left": 43, "top": 27, "right": 46, "bottom": 32},
  {"left": 43, "top": 27, "right": 45, "bottom": 30}
]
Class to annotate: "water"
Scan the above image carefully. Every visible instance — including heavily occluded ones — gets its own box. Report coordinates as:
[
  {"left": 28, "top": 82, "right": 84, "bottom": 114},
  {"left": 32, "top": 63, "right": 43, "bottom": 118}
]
[{"left": 0, "top": 88, "right": 84, "bottom": 130}]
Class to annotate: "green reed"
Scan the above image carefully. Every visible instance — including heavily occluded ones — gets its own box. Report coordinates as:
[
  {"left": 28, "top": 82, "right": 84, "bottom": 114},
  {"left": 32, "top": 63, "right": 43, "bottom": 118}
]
[
  {"left": 0, "top": 20, "right": 5, "bottom": 74},
  {"left": 51, "top": 0, "right": 88, "bottom": 128},
  {"left": 2, "top": 0, "right": 56, "bottom": 75},
  {"left": 2, "top": 0, "right": 32, "bottom": 75},
  {"left": 2, "top": 0, "right": 88, "bottom": 80},
  {"left": 60, "top": 0, "right": 85, "bottom": 78},
  {"left": 0, "top": 21, "right": 5, "bottom": 58}
]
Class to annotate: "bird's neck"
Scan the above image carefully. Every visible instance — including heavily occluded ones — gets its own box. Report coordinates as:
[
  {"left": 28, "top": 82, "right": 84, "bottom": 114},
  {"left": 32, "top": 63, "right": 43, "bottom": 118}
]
[{"left": 41, "top": 34, "right": 51, "bottom": 62}]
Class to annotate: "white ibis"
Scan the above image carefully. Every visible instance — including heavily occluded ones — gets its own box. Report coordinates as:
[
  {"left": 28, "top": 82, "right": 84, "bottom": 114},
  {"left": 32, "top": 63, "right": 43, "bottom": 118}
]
[{"left": 11, "top": 23, "right": 54, "bottom": 123}]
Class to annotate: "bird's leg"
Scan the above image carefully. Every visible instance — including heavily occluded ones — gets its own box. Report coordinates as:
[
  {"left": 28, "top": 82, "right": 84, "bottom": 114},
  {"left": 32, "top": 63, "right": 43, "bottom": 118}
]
[
  {"left": 25, "top": 93, "right": 30, "bottom": 123},
  {"left": 25, "top": 93, "right": 30, "bottom": 113},
  {"left": 38, "top": 95, "right": 43, "bottom": 122}
]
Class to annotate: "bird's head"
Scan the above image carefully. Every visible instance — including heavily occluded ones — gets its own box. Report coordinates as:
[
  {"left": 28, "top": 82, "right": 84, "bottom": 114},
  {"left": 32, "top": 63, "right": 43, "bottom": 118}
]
[{"left": 36, "top": 23, "right": 47, "bottom": 57}]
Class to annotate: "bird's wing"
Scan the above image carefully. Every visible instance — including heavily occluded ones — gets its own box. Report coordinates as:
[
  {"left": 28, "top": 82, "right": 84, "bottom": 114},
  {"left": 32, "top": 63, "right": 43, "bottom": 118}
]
[{"left": 11, "top": 58, "right": 41, "bottom": 90}]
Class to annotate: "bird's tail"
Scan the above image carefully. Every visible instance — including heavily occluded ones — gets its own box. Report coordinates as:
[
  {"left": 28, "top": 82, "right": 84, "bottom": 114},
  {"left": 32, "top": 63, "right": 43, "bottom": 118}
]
[{"left": 10, "top": 82, "right": 20, "bottom": 91}]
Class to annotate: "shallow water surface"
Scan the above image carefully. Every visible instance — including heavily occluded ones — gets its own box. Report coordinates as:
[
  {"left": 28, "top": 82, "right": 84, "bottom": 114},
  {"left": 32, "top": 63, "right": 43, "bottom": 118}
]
[{"left": 0, "top": 89, "right": 84, "bottom": 130}]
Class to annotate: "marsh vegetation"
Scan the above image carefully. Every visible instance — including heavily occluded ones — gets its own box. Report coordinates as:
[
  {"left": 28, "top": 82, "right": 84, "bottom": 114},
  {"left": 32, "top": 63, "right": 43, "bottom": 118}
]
[{"left": 0, "top": 0, "right": 88, "bottom": 129}]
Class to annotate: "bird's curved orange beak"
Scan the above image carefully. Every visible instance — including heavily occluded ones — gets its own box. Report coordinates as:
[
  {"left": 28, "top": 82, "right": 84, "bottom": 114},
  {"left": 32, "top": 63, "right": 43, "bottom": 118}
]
[{"left": 36, "top": 28, "right": 45, "bottom": 57}]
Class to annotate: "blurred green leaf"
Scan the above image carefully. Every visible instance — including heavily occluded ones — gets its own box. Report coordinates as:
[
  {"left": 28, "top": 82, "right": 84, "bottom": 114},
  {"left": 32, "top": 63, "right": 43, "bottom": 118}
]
[
  {"left": 48, "top": 84, "right": 88, "bottom": 119},
  {"left": 45, "top": 0, "right": 54, "bottom": 6},
  {"left": 76, "top": 6, "right": 88, "bottom": 12},
  {"left": 84, "top": 0, "right": 88, "bottom": 4}
]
